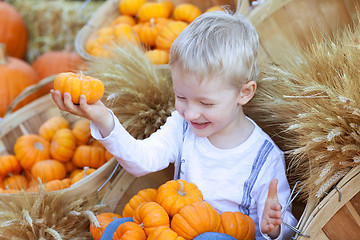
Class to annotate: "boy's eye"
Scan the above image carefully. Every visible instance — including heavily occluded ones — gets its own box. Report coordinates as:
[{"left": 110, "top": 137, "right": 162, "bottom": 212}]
[
  {"left": 201, "top": 102, "right": 215, "bottom": 107},
  {"left": 176, "top": 95, "right": 186, "bottom": 100}
]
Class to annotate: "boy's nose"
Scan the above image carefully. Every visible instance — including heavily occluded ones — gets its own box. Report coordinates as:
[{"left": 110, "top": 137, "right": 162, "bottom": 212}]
[{"left": 183, "top": 105, "right": 201, "bottom": 121}]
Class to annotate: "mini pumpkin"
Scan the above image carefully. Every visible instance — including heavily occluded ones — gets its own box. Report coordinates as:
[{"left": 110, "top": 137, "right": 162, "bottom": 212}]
[
  {"left": 138, "top": 2, "right": 170, "bottom": 22},
  {"left": 113, "top": 221, "right": 146, "bottom": 240},
  {"left": 219, "top": 211, "right": 256, "bottom": 240},
  {"left": 53, "top": 72, "right": 105, "bottom": 104},
  {"left": 72, "top": 119, "right": 91, "bottom": 145},
  {"left": 122, "top": 188, "right": 157, "bottom": 217},
  {"left": 118, "top": 0, "right": 146, "bottom": 16},
  {"left": 171, "top": 201, "right": 221, "bottom": 240},
  {"left": 110, "top": 15, "right": 136, "bottom": 27},
  {"left": 156, "top": 179, "right": 203, "bottom": 217},
  {"left": 71, "top": 167, "right": 96, "bottom": 185},
  {"left": 90, "top": 212, "right": 121, "bottom": 240},
  {"left": 0, "top": 154, "right": 22, "bottom": 176},
  {"left": 173, "top": 4, "right": 202, "bottom": 23},
  {"left": 44, "top": 178, "right": 71, "bottom": 192},
  {"left": 31, "top": 160, "right": 67, "bottom": 183},
  {"left": 14, "top": 134, "right": 50, "bottom": 169},
  {"left": 145, "top": 49, "right": 169, "bottom": 65},
  {"left": 138, "top": 18, "right": 170, "bottom": 47},
  {"left": 3, "top": 174, "right": 28, "bottom": 190},
  {"left": 72, "top": 145, "right": 106, "bottom": 169},
  {"left": 38, "top": 116, "right": 70, "bottom": 142},
  {"left": 147, "top": 226, "right": 185, "bottom": 240},
  {"left": 133, "top": 201, "right": 170, "bottom": 236},
  {"left": 156, "top": 21, "right": 188, "bottom": 51},
  {"left": 50, "top": 128, "right": 77, "bottom": 162}
]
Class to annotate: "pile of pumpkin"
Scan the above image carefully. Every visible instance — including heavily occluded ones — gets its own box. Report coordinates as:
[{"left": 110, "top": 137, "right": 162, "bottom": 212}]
[
  {"left": 90, "top": 179, "right": 256, "bottom": 240},
  {"left": 85, "top": 0, "right": 226, "bottom": 64},
  {"left": 0, "top": 1, "right": 87, "bottom": 118},
  {"left": 0, "top": 115, "right": 113, "bottom": 193}
]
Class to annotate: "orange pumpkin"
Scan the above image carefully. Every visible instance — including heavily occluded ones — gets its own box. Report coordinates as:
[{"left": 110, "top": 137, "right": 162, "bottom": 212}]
[
  {"left": 173, "top": 4, "right": 202, "bottom": 23},
  {"left": 90, "top": 212, "right": 121, "bottom": 240},
  {"left": 113, "top": 23, "right": 140, "bottom": 45},
  {"left": 171, "top": 201, "right": 221, "bottom": 240},
  {"left": 0, "top": 154, "right": 22, "bottom": 176},
  {"left": 0, "top": 2, "right": 28, "bottom": 59},
  {"left": 3, "top": 174, "right": 28, "bottom": 190},
  {"left": 0, "top": 44, "right": 40, "bottom": 117},
  {"left": 122, "top": 188, "right": 157, "bottom": 217},
  {"left": 44, "top": 178, "right": 71, "bottom": 192},
  {"left": 156, "top": 21, "right": 188, "bottom": 51},
  {"left": 206, "top": 5, "right": 225, "bottom": 13},
  {"left": 50, "top": 128, "right": 77, "bottom": 162},
  {"left": 14, "top": 134, "right": 50, "bottom": 169},
  {"left": 38, "top": 116, "right": 70, "bottom": 142},
  {"left": 119, "top": 0, "right": 146, "bottom": 16},
  {"left": 85, "top": 27, "right": 114, "bottom": 57},
  {"left": 64, "top": 160, "right": 76, "bottom": 173},
  {"left": 54, "top": 72, "right": 105, "bottom": 104},
  {"left": 145, "top": 49, "right": 169, "bottom": 65},
  {"left": 113, "top": 221, "right": 146, "bottom": 240},
  {"left": 72, "top": 119, "right": 91, "bottom": 145},
  {"left": 219, "top": 211, "right": 256, "bottom": 240},
  {"left": 110, "top": 15, "right": 137, "bottom": 27},
  {"left": 133, "top": 201, "right": 170, "bottom": 236},
  {"left": 138, "top": 2, "right": 170, "bottom": 22},
  {"left": 147, "top": 226, "right": 185, "bottom": 240},
  {"left": 31, "top": 160, "right": 66, "bottom": 183},
  {"left": 156, "top": 179, "right": 203, "bottom": 217},
  {"left": 71, "top": 167, "right": 96, "bottom": 185},
  {"left": 138, "top": 18, "right": 169, "bottom": 47},
  {"left": 72, "top": 145, "right": 106, "bottom": 169}
]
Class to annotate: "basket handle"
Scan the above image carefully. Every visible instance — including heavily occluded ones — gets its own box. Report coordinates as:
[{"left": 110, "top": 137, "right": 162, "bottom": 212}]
[{"left": 5, "top": 75, "right": 56, "bottom": 117}]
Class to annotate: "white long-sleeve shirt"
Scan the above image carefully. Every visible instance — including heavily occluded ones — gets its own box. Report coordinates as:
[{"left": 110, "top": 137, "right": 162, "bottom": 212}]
[{"left": 91, "top": 110, "right": 297, "bottom": 239}]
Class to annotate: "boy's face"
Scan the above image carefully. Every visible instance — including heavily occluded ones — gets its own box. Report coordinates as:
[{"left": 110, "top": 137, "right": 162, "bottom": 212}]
[{"left": 172, "top": 65, "right": 245, "bottom": 141}]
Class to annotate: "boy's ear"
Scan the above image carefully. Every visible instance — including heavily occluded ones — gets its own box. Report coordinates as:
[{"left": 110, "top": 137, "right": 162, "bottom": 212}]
[{"left": 237, "top": 81, "right": 257, "bottom": 105}]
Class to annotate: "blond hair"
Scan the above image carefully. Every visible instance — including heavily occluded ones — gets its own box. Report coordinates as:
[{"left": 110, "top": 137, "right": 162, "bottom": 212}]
[{"left": 169, "top": 11, "right": 259, "bottom": 88}]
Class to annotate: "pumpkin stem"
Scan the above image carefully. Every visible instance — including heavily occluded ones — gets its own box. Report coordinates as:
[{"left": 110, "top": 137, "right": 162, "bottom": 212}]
[
  {"left": 83, "top": 166, "right": 90, "bottom": 177},
  {"left": 139, "top": 222, "right": 144, "bottom": 229},
  {"left": 150, "top": 18, "right": 155, "bottom": 28},
  {"left": 34, "top": 142, "right": 44, "bottom": 151},
  {"left": 79, "top": 71, "right": 84, "bottom": 80},
  {"left": 178, "top": 180, "right": 186, "bottom": 196},
  {"left": 0, "top": 43, "right": 8, "bottom": 65}
]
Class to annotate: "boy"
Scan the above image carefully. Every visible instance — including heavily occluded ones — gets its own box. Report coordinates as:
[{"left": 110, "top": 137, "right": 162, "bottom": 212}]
[{"left": 51, "top": 11, "right": 297, "bottom": 239}]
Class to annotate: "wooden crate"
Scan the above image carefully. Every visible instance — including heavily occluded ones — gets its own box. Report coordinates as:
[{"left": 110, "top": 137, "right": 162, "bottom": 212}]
[
  {"left": 248, "top": 0, "right": 360, "bottom": 65},
  {"left": 296, "top": 166, "right": 360, "bottom": 240},
  {"left": 75, "top": 0, "right": 248, "bottom": 66}
]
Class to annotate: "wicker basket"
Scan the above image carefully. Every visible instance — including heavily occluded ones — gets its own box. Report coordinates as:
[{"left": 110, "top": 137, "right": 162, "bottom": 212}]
[
  {"left": 75, "top": 0, "right": 249, "bottom": 67},
  {"left": 248, "top": 0, "right": 360, "bottom": 65},
  {"left": 0, "top": 76, "right": 173, "bottom": 212},
  {"left": 295, "top": 166, "right": 360, "bottom": 240}
]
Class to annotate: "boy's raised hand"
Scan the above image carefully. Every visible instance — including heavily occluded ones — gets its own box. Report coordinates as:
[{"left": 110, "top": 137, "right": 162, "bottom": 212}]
[
  {"left": 51, "top": 90, "right": 114, "bottom": 138},
  {"left": 261, "top": 179, "right": 282, "bottom": 239}
]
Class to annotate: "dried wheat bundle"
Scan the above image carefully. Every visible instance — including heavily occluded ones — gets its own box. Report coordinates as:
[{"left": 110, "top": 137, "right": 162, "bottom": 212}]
[
  {"left": 246, "top": 21, "right": 360, "bottom": 203},
  {"left": 8, "top": 0, "right": 103, "bottom": 62},
  {"left": 85, "top": 43, "right": 174, "bottom": 139},
  {"left": 0, "top": 186, "right": 105, "bottom": 240}
]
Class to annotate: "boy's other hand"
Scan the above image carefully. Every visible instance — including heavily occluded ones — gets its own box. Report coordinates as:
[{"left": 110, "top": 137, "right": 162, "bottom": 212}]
[{"left": 261, "top": 179, "right": 282, "bottom": 239}]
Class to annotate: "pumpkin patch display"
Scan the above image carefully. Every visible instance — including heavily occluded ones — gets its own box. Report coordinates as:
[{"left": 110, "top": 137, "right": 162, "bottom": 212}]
[{"left": 53, "top": 72, "right": 105, "bottom": 104}]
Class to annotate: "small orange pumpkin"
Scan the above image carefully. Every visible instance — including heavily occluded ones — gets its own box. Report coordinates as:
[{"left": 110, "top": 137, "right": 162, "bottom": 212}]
[
  {"left": 71, "top": 167, "right": 96, "bottom": 185},
  {"left": 72, "top": 145, "right": 106, "bottom": 169},
  {"left": 53, "top": 72, "right": 105, "bottom": 104},
  {"left": 171, "top": 201, "right": 221, "bottom": 240},
  {"left": 44, "top": 178, "right": 71, "bottom": 192},
  {"left": 50, "top": 128, "right": 77, "bottom": 162},
  {"left": 14, "top": 134, "right": 50, "bottom": 169},
  {"left": 113, "top": 221, "right": 146, "bottom": 240},
  {"left": 72, "top": 118, "right": 91, "bottom": 145},
  {"left": 38, "top": 116, "right": 70, "bottom": 142},
  {"left": 133, "top": 201, "right": 170, "bottom": 236},
  {"left": 138, "top": 2, "right": 170, "bottom": 22},
  {"left": 0, "top": 154, "right": 22, "bottom": 176},
  {"left": 118, "top": 0, "right": 146, "bottom": 16},
  {"left": 113, "top": 23, "right": 140, "bottom": 45},
  {"left": 90, "top": 212, "right": 121, "bottom": 240},
  {"left": 219, "top": 211, "right": 256, "bottom": 240},
  {"left": 156, "top": 21, "right": 188, "bottom": 51},
  {"left": 145, "top": 49, "right": 169, "bottom": 65},
  {"left": 122, "top": 188, "right": 157, "bottom": 217},
  {"left": 110, "top": 15, "right": 136, "bottom": 27},
  {"left": 31, "top": 160, "right": 67, "bottom": 183},
  {"left": 147, "top": 226, "right": 185, "bottom": 240},
  {"left": 156, "top": 179, "right": 203, "bottom": 217},
  {"left": 138, "top": 18, "right": 169, "bottom": 47},
  {"left": 3, "top": 174, "right": 28, "bottom": 190},
  {"left": 173, "top": 4, "right": 202, "bottom": 23}
]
